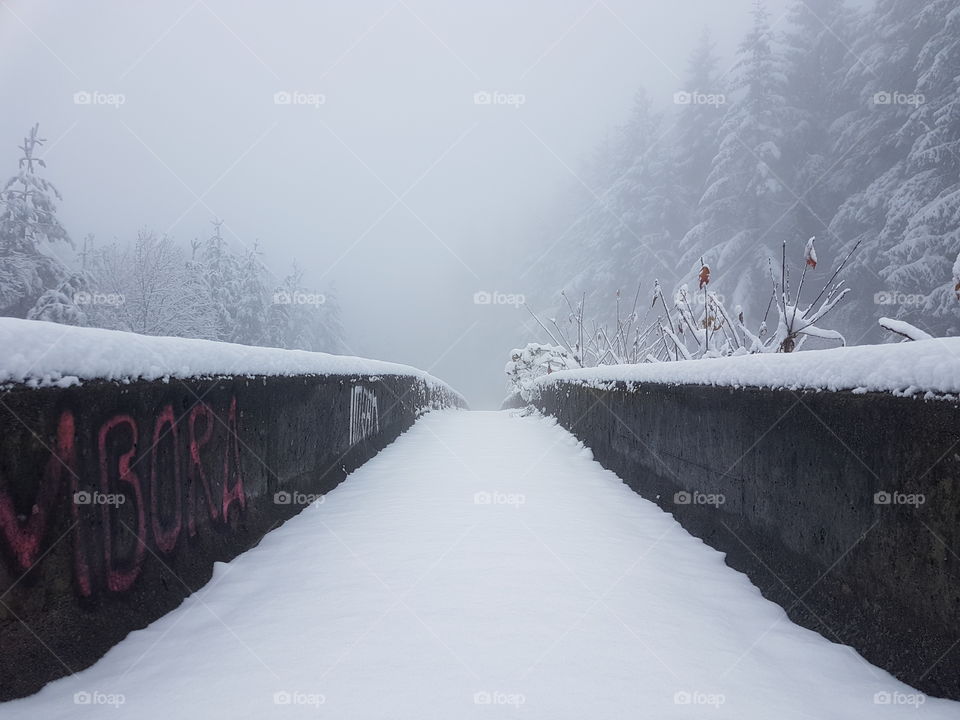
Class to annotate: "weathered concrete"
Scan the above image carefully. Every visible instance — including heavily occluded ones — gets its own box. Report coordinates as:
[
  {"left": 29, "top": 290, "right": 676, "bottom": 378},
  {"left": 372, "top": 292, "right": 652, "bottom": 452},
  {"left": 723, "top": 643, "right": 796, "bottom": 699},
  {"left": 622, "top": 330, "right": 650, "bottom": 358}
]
[
  {"left": 535, "top": 380, "right": 960, "bottom": 699},
  {"left": 0, "top": 373, "right": 462, "bottom": 700}
]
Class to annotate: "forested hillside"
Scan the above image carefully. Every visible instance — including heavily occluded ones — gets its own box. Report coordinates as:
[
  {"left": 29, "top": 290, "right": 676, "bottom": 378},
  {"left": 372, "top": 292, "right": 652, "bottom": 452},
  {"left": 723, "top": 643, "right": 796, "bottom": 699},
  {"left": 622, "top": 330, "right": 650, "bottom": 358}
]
[{"left": 530, "top": 0, "right": 960, "bottom": 345}]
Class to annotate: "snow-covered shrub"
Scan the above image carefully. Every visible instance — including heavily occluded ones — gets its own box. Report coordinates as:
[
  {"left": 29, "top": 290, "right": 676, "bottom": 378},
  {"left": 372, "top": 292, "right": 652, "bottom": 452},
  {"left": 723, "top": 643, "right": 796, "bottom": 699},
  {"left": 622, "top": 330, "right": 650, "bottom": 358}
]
[
  {"left": 654, "top": 238, "right": 856, "bottom": 358},
  {"left": 505, "top": 343, "right": 580, "bottom": 401},
  {"left": 26, "top": 272, "right": 89, "bottom": 326},
  {"left": 86, "top": 231, "right": 220, "bottom": 339},
  {"left": 761, "top": 237, "right": 854, "bottom": 353},
  {"left": 523, "top": 237, "right": 857, "bottom": 365},
  {"left": 954, "top": 250, "right": 960, "bottom": 304}
]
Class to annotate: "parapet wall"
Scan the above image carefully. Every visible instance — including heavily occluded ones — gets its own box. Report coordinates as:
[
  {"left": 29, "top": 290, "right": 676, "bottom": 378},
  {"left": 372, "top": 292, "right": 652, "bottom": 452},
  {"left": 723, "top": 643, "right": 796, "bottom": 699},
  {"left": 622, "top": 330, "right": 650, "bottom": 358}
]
[
  {"left": 534, "top": 379, "right": 960, "bottom": 699},
  {"left": 0, "top": 372, "right": 463, "bottom": 700}
]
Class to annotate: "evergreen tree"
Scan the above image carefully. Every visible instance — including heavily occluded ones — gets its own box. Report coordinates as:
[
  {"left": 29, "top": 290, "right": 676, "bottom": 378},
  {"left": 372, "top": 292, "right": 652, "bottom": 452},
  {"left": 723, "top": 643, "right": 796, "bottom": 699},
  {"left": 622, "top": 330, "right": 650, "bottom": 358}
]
[
  {"left": 194, "top": 219, "right": 242, "bottom": 341},
  {"left": 674, "top": 28, "right": 725, "bottom": 216},
  {"left": 680, "top": 1, "right": 792, "bottom": 318},
  {"left": 0, "top": 124, "right": 71, "bottom": 317},
  {"left": 540, "top": 90, "right": 686, "bottom": 324},
  {"left": 232, "top": 242, "right": 269, "bottom": 345},
  {"left": 610, "top": 90, "right": 686, "bottom": 285},
  {"left": 782, "top": 0, "right": 858, "bottom": 242},
  {"left": 826, "top": 1, "right": 948, "bottom": 340},
  {"left": 265, "top": 262, "right": 345, "bottom": 352},
  {"left": 524, "top": 0, "right": 960, "bottom": 346},
  {"left": 880, "top": 0, "right": 960, "bottom": 335},
  {"left": 307, "top": 287, "right": 345, "bottom": 354},
  {"left": 828, "top": 0, "right": 929, "bottom": 271}
]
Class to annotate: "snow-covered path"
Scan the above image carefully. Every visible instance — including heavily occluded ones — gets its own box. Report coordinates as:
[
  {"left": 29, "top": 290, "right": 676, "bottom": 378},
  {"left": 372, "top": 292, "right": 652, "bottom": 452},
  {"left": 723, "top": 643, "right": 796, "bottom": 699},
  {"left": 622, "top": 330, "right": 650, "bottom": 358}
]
[{"left": 6, "top": 410, "right": 957, "bottom": 719}]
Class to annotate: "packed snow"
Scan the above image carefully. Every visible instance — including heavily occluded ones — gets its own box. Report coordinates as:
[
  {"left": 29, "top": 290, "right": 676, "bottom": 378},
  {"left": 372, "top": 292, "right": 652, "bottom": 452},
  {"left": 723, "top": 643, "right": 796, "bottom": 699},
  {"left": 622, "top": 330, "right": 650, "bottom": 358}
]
[
  {"left": 6, "top": 411, "right": 956, "bottom": 719},
  {"left": 0, "top": 318, "right": 458, "bottom": 397},
  {"left": 535, "top": 338, "right": 960, "bottom": 397}
]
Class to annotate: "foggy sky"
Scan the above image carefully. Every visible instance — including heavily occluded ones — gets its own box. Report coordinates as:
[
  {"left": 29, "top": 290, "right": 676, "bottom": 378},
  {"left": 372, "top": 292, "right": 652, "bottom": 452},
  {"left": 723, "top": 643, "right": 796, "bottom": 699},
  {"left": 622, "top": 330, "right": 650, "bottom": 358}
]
[{"left": 0, "top": 0, "right": 792, "bottom": 407}]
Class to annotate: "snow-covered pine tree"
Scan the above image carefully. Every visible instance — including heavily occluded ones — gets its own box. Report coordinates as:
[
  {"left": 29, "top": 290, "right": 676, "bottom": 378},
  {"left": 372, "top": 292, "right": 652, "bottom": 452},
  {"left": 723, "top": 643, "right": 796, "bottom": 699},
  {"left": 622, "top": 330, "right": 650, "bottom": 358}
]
[
  {"left": 264, "top": 262, "right": 303, "bottom": 349},
  {"left": 306, "top": 287, "right": 345, "bottom": 354},
  {"left": 525, "top": 139, "right": 619, "bottom": 323},
  {"left": 827, "top": 0, "right": 934, "bottom": 340},
  {"left": 0, "top": 124, "right": 72, "bottom": 317},
  {"left": 673, "top": 28, "right": 725, "bottom": 218},
  {"left": 782, "top": 0, "right": 858, "bottom": 243},
  {"left": 232, "top": 242, "right": 269, "bottom": 345},
  {"left": 535, "top": 89, "right": 686, "bottom": 330},
  {"left": 517, "top": 133, "right": 617, "bottom": 329},
  {"left": 594, "top": 90, "right": 685, "bottom": 293},
  {"left": 679, "top": 1, "right": 793, "bottom": 320},
  {"left": 880, "top": 0, "right": 960, "bottom": 336},
  {"left": 194, "top": 219, "right": 243, "bottom": 341},
  {"left": 265, "top": 262, "right": 345, "bottom": 353}
]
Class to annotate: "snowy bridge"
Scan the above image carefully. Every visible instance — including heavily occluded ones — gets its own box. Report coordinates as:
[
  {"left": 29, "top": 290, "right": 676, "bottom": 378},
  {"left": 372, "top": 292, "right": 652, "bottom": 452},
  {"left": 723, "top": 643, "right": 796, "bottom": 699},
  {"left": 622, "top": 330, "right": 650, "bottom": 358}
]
[
  {"left": 1, "top": 320, "right": 959, "bottom": 718},
  {"left": 8, "top": 410, "right": 958, "bottom": 718}
]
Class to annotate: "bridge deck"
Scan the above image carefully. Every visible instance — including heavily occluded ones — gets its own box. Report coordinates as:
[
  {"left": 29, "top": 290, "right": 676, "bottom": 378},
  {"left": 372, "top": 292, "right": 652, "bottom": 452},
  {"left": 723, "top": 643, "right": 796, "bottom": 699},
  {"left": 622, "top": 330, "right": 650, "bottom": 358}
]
[{"left": 6, "top": 410, "right": 954, "bottom": 718}]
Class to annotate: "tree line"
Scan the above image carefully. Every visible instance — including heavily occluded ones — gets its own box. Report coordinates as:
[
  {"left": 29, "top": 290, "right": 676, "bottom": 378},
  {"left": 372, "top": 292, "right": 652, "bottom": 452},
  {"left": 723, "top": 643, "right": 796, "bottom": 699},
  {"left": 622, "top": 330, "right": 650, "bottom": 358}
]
[{"left": 0, "top": 124, "right": 344, "bottom": 353}]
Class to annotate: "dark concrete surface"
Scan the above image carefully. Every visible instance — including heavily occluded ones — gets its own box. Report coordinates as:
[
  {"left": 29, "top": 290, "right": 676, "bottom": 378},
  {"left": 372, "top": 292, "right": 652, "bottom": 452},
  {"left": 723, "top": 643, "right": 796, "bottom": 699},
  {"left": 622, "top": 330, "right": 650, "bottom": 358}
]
[
  {"left": 536, "top": 380, "right": 960, "bottom": 700},
  {"left": 0, "top": 373, "right": 463, "bottom": 700}
]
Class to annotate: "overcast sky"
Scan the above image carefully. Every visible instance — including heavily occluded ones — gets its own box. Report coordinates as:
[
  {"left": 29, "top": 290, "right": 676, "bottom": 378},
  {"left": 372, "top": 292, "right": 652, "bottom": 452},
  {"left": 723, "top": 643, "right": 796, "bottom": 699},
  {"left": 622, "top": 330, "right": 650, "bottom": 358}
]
[{"left": 0, "top": 0, "right": 793, "bottom": 406}]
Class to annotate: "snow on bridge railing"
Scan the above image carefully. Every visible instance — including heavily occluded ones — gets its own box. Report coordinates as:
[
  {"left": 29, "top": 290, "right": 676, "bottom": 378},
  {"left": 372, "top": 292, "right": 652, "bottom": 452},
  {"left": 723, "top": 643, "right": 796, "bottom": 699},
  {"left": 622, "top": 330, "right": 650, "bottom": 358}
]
[
  {"left": 531, "top": 338, "right": 960, "bottom": 698},
  {"left": 533, "top": 337, "right": 960, "bottom": 399},
  {"left": 0, "top": 317, "right": 463, "bottom": 403}
]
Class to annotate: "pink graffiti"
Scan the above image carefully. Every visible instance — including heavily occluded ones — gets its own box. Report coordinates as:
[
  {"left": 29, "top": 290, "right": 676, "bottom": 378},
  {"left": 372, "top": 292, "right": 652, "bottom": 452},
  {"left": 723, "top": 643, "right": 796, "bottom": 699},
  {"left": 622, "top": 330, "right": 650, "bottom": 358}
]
[
  {"left": 221, "top": 397, "right": 246, "bottom": 521},
  {"left": 0, "top": 410, "right": 77, "bottom": 570},
  {"left": 98, "top": 414, "right": 146, "bottom": 593},
  {"left": 150, "top": 404, "right": 182, "bottom": 554},
  {"left": 0, "top": 397, "right": 246, "bottom": 597}
]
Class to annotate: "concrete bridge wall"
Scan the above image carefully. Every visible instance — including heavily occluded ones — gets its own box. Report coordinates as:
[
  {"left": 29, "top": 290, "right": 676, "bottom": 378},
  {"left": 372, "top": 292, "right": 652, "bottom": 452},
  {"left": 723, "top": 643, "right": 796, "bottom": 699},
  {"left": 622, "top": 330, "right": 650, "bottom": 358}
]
[
  {"left": 535, "top": 380, "right": 960, "bottom": 699},
  {"left": 0, "top": 373, "right": 463, "bottom": 700}
]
